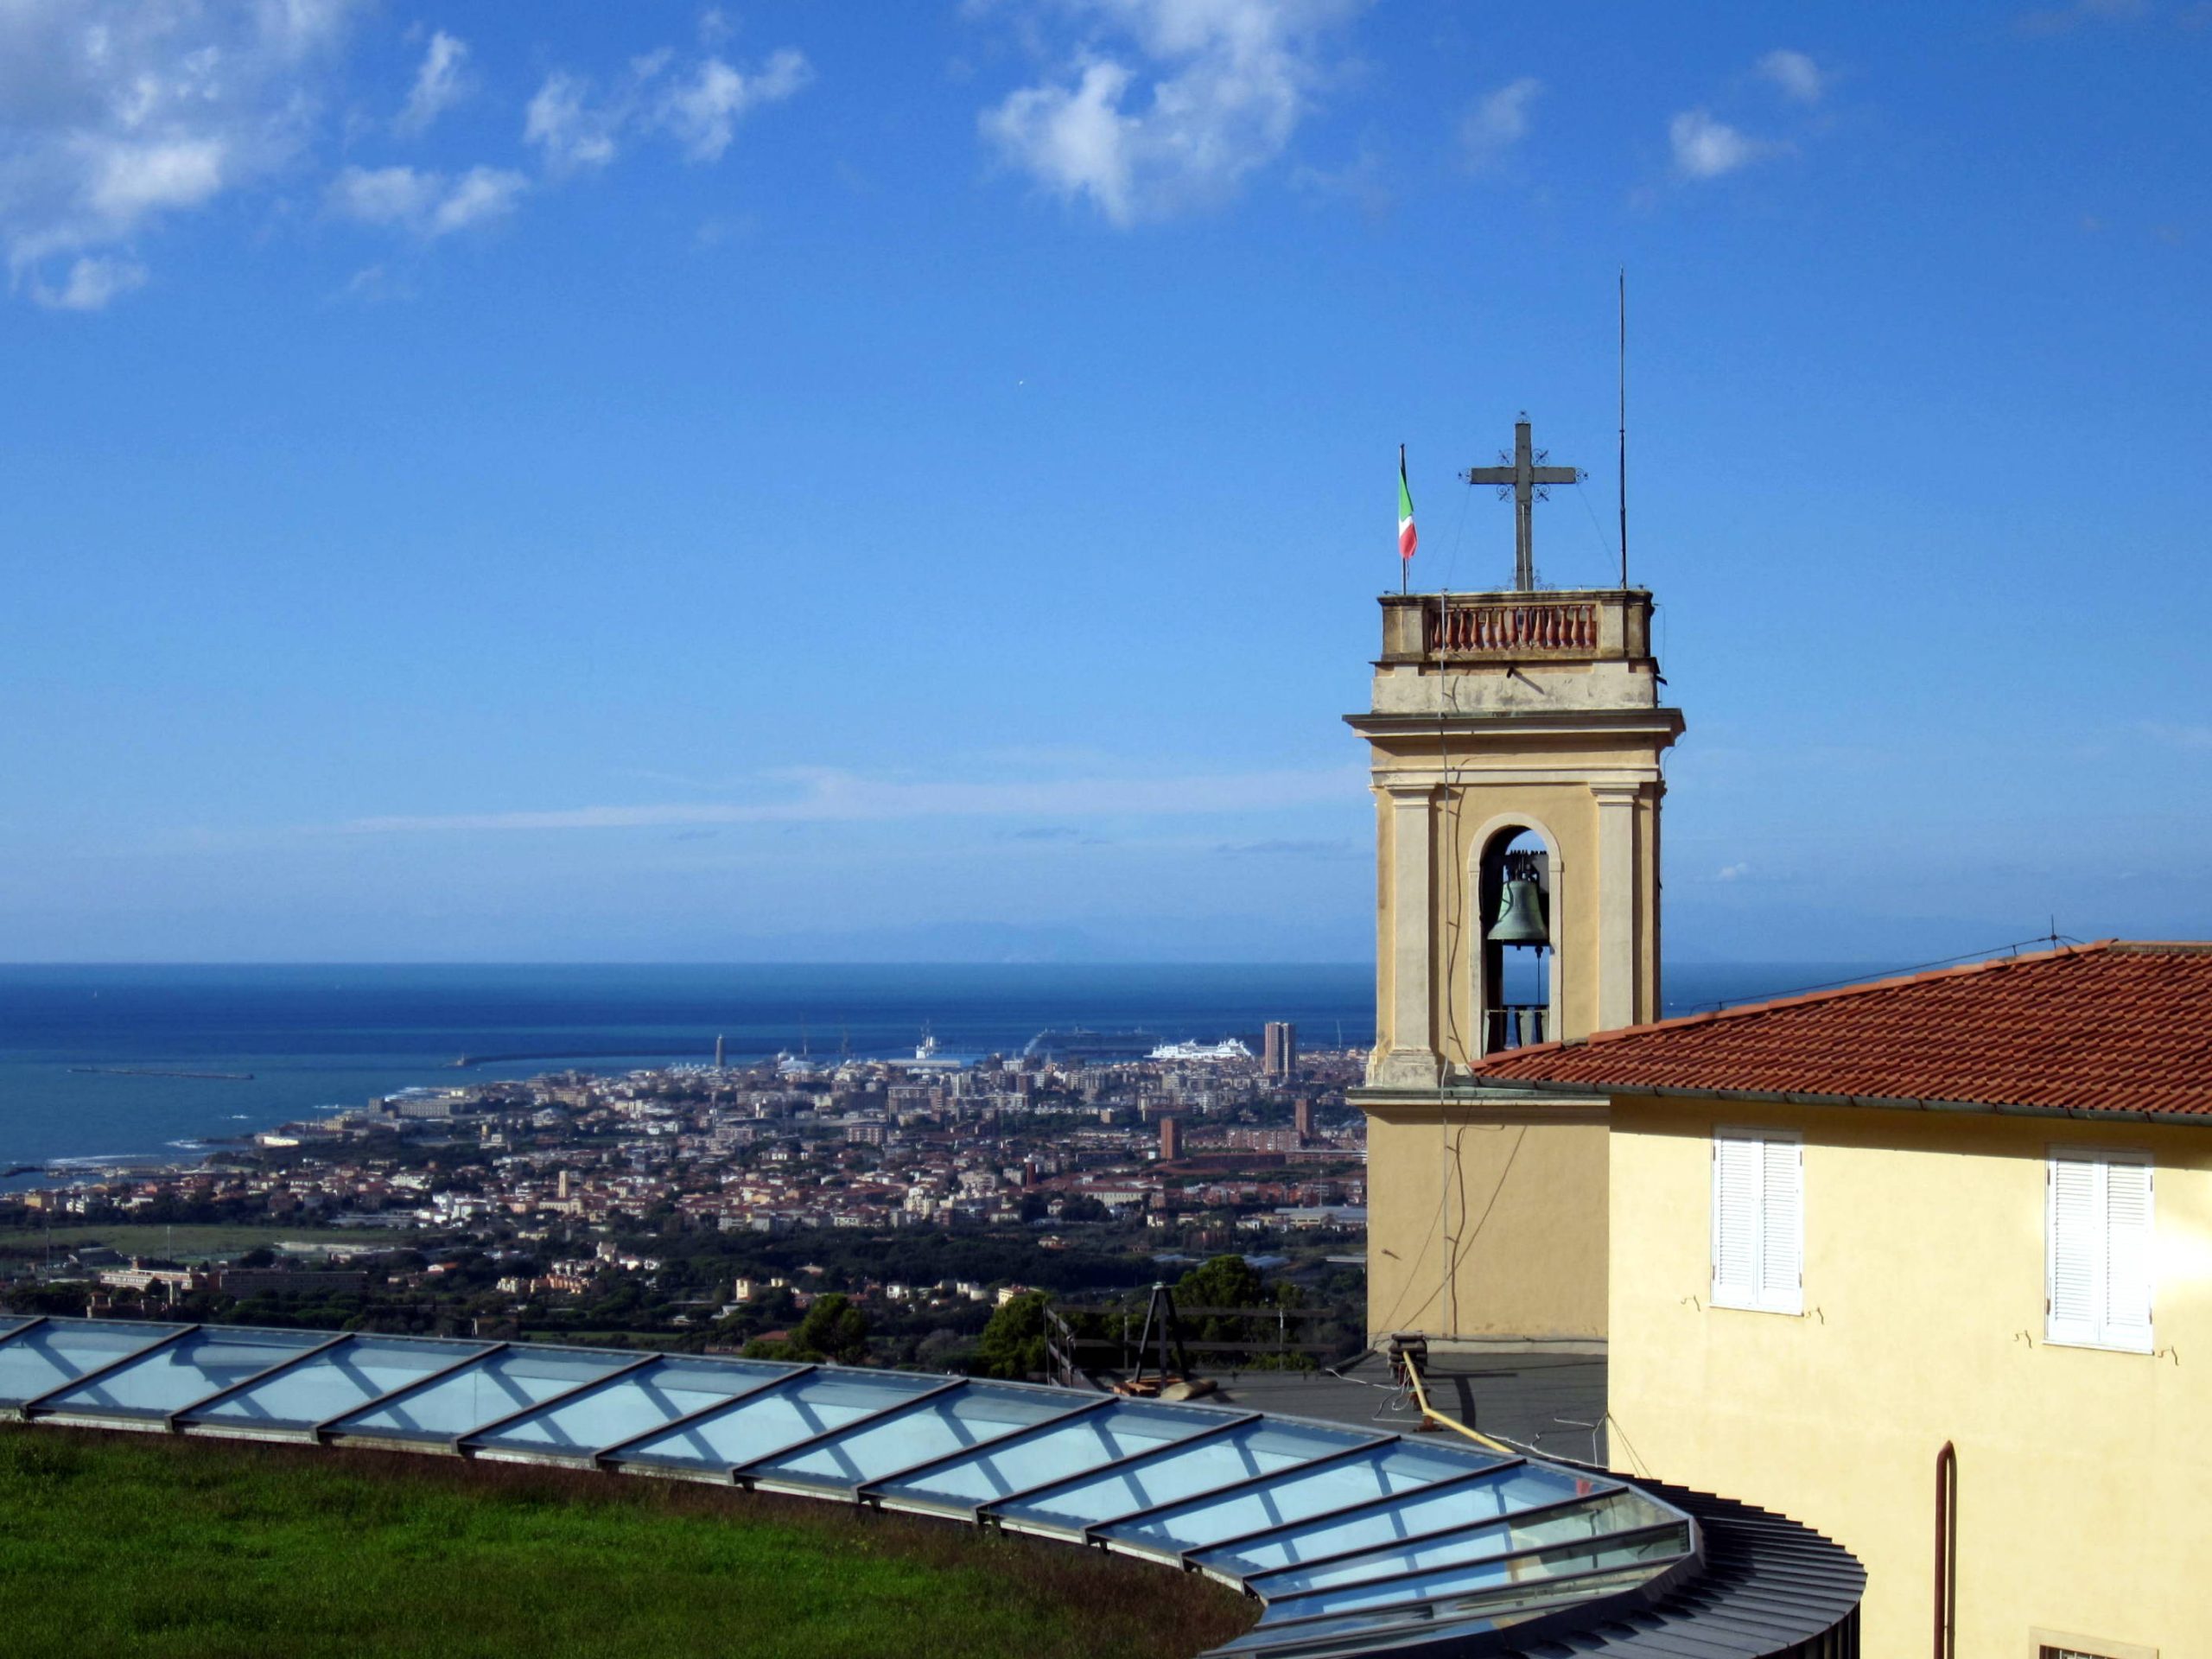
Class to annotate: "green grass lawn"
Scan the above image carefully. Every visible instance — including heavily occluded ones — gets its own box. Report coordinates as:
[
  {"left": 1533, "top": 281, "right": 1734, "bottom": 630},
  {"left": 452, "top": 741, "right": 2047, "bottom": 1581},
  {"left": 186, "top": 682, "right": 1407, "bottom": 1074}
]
[
  {"left": 0, "top": 1223, "right": 425, "bottom": 1261},
  {"left": 0, "top": 1426, "right": 1254, "bottom": 1659}
]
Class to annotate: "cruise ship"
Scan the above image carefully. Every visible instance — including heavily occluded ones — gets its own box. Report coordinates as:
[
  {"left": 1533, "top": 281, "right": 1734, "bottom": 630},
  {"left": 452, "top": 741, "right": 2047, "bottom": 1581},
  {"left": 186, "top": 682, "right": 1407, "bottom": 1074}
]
[{"left": 1147, "top": 1036, "right": 1254, "bottom": 1062}]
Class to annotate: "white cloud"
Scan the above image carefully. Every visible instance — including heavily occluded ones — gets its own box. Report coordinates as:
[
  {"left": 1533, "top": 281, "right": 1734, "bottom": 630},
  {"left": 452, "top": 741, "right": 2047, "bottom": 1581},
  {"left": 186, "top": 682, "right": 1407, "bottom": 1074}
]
[
  {"left": 0, "top": 0, "right": 362, "bottom": 307},
  {"left": 1459, "top": 76, "right": 1541, "bottom": 172},
  {"left": 328, "top": 163, "right": 525, "bottom": 238},
  {"left": 524, "top": 69, "right": 626, "bottom": 171},
  {"left": 1669, "top": 109, "right": 1773, "bottom": 180},
  {"left": 977, "top": 0, "right": 1367, "bottom": 227},
  {"left": 29, "top": 252, "right": 146, "bottom": 310},
  {"left": 427, "top": 165, "right": 527, "bottom": 233},
  {"left": 397, "top": 30, "right": 470, "bottom": 136},
  {"left": 1756, "top": 48, "right": 1823, "bottom": 105},
  {"left": 327, "top": 765, "right": 1364, "bottom": 834},
  {"left": 328, "top": 164, "right": 437, "bottom": 225},
  {"left": 1716, "top": 861, "right": 1752, "bottom": 881},
  {"left": 661, "top": 49, "right": 814, "bottom": 161},
  {"left": 525, "top": 43, "right": 810, "bottom": 172},
  {"left": 86, "top": 138, "right": 229, "bottom": 219}
]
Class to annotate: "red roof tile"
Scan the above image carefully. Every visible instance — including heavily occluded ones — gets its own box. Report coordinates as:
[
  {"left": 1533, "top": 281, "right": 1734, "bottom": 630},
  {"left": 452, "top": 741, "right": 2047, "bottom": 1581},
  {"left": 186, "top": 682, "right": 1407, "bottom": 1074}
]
[{"left": 1472, "top": 942, "right": 2212, "bottom": 1117}]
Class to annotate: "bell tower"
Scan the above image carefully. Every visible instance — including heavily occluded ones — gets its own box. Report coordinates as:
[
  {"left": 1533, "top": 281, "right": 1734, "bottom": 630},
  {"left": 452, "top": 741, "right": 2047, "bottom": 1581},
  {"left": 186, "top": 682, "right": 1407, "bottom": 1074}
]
[
  {"left": 1349, "top": 416, "right": 1682, "bottom": 1344},
  {"left": 1350, "top": 580, "right": 1679, "bottom": 1083}
]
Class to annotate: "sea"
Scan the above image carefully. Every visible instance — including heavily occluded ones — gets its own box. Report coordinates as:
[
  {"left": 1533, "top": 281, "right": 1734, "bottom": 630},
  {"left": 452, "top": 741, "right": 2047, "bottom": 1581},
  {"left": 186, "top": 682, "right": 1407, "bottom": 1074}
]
[{"left": 0, "top": 962, "right": 1897, "bottom": 1185}]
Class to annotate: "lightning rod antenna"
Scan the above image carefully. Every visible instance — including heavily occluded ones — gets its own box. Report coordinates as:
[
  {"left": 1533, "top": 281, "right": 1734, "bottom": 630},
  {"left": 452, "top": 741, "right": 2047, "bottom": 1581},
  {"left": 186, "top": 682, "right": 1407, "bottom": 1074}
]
[{"left": 1618, "top": 267, "right": 1629, "bottom": 590}]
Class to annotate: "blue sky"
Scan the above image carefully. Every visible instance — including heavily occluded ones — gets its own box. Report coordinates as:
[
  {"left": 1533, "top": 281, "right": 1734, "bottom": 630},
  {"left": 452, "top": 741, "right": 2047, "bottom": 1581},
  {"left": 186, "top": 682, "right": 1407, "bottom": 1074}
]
[{"left": 3, "top": 0, "right": 2208, "bottom": 964}]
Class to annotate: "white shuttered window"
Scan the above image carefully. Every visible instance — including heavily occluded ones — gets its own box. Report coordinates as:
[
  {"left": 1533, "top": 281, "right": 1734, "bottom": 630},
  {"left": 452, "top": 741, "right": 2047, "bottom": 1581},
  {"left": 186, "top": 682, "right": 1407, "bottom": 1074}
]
[
  {"left": 2046, "top": 1150, "right": 2154, "bottom": 1353},
  {"left": 1711, "top": 1128, "right": 1802, "bottom": 1314}
]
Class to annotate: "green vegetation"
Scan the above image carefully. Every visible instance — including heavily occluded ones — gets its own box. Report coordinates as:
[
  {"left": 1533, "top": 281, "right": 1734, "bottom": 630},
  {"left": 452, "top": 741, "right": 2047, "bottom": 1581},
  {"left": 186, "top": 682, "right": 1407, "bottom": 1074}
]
[
  {"left": 741, "top": 1292, "right": 872, "bottom": 1363},
  {"left": 0, "top": 1223, "right": 423, "bottom": 1261},
  {"left": 0, "top": 1426, "right": 1253, "bottom": 1659},
  {"left": 974, "top": 1290, "right": 1052, "bottom": 1379}
]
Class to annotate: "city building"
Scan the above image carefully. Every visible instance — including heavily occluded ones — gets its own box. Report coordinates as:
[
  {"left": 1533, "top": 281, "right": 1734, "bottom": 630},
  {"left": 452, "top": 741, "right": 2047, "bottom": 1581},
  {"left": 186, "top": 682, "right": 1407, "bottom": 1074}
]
[
  {"left": 1158, "top": 1115, "right": 1181, "bottom": 1161},
  {"left": 1348, "top": 421, "right": 1681, "bottom": 1344},
  {"left": 1469, "top": 941, "right": 2212, "bottom": 1657},
  {"left": 1262, "top": 1020, "right": 1297, "bottom": 1079}
]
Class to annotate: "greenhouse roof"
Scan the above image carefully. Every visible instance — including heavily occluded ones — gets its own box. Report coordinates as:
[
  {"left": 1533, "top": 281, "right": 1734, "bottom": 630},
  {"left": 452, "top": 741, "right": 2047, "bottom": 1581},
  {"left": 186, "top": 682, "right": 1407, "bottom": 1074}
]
[{"left": 0, "top": 1316, "right": 1859, "bottom": 1657}]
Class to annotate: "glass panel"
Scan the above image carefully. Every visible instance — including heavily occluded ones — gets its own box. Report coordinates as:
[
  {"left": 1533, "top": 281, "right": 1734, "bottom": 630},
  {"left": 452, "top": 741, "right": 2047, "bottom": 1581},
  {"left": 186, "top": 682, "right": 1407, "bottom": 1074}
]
[
  {"left": 1195, "top": 1462, "right": 1619, "bottom": 1577},
  {"left": 613, "top": 1370, "right": 944, "bottom": 1473},
  {"left": 38, "top": 1327, "right": 327, "bottom": 1419},
  {"left": 1259, "top": 1525, "right": 1691, "bottom": 1622},
  {"left": 1223, "top": 1560, "right": 1676, "bottom": 1656},
  {"left": 1099, "top": 1440, "right": 1471, "bottom": 1555},
  {"left": 324, "top": 1346, "right": 629, "bottom": 1441},
  {"left": 752, "top": 1384, "right": 1075, "bottom": 1491},
  {"left": 1251, "top": 1491, "right": 1681, "bottom": 1596},
  {"left": 874, "top": 1400, "right": 1224, "bottom": 1512},
  {"left": 467, "top": 1357, "right": 798, "bottom": 1459},
  {"left": 184, "top": 1337, "right": 491, "bottom": 1432},
  {"left": 996, "top": 1419, "right": 1374, "bottom": 1535},
  {"left": 0, "top": 1317, "right": 31, "bottom": 1341},
  {"left": 0, "top": 1321, "right": 183, "bottom": 1407}
]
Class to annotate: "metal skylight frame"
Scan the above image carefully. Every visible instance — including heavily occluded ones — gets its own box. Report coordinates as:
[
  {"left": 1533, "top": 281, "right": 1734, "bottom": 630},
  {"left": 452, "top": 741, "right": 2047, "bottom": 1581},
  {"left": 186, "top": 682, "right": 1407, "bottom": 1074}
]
[
  {"left": 595, "top": 1362, "right": 818, "bottom": 1467},
  {"left": 1186, "top": 1458, "right": 1535, "bottom": 1572},
  {"left": 0, "top": 1318, "right": 1707, "bottom": 1657}
]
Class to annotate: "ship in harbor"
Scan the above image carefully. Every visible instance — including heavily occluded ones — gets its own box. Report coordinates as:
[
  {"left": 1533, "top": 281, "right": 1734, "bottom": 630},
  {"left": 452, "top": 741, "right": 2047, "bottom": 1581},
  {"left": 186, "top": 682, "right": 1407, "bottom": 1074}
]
[
  {"left": 900, "top": 1023, "right": 965, "bottom": 1072},
  {"left": 1147, "top": 1036, "right": 1254, "bottom": 1062}
]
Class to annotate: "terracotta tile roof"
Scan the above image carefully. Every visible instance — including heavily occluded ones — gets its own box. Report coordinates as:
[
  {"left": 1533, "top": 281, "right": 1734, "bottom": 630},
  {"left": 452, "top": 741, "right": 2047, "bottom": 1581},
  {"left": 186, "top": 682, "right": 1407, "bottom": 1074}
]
[{"left": 1472, "top": 942, "right": 2212, "bottom": 1118}]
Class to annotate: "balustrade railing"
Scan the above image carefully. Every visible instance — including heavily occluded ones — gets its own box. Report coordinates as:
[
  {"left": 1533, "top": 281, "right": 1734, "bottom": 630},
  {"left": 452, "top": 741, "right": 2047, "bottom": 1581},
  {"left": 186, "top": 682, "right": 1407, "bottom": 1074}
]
[
  {"left": 1428, "top": 600, "right": 1599, "bottom": 656},
  {"left": 1484, "top": 1003, "right": 1548, "bottom": 1052}
]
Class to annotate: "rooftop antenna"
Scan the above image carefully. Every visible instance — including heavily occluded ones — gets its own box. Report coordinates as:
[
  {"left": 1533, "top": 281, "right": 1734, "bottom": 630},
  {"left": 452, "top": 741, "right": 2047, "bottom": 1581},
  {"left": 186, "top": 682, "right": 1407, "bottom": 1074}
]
[{"left": 1618, "top": 267, "right": 1629, "bottom": 590}]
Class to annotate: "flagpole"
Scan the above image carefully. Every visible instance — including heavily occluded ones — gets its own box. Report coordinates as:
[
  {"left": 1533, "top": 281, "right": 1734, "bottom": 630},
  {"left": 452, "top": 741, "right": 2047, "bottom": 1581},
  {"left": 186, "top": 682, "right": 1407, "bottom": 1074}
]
[{"left": 1399, "top": 443, "right": 1410, "bottom": 596}]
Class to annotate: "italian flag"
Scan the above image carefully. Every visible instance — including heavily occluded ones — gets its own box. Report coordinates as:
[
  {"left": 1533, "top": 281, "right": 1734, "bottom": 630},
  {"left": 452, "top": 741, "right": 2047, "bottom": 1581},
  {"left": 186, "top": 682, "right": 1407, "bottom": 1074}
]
[{"left": 1397, "top": 445, "right": 1417, "bottom": 562}]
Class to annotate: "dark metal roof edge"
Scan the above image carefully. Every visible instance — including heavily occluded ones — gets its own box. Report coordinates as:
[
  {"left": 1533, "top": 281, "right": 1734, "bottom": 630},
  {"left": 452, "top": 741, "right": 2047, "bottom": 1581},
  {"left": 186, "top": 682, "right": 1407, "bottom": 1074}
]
[{"left": 1481, "top": 1076, "right": 2208, "bottom": 1127}]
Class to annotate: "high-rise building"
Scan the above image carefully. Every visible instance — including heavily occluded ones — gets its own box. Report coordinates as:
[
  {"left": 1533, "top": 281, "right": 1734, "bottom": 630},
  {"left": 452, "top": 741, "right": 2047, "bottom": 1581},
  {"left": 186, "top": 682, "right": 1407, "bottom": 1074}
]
[
  {"left": 1293, "top": 1096, "right": 1313, "bottom": 1144},
  {"left": 1159, "top": 1116, "right": 1182, "bottom": 1161},
  {"left": 715, "top": 1034, "right": 727, "bottom": 1068},
  {"left": 1262, "top": 1020, "right": 1297, "bottom": 1078}
]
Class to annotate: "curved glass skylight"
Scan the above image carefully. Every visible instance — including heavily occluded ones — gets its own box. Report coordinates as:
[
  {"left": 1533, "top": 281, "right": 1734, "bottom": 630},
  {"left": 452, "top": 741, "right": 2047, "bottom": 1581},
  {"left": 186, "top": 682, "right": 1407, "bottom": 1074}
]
[{"left": 0, "top": 1316, "right": 1701, "bottom": 1656}]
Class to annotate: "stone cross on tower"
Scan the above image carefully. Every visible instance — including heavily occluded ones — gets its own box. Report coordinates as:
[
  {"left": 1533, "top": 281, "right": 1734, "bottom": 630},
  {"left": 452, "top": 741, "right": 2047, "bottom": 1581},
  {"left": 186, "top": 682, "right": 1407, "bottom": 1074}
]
[{"left": 1464, "top": 416, "right": 1582, "bottom": 592}]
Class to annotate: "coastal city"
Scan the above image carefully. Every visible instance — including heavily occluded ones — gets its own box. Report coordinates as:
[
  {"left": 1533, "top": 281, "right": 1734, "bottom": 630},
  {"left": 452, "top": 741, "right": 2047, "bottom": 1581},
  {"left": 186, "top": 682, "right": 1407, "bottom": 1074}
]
[
  {"left": 8, "top": 4, "right": 2204, "bottom": 1654},
  {"left": 0, "top": 1024, "right": 1369, "bottom": 1370}
]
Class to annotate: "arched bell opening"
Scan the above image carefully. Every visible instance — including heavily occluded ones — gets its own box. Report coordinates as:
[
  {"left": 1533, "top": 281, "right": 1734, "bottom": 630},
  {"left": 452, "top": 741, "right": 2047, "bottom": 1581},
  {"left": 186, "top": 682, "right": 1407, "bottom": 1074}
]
[{"left": 1476, "top": 824, "right": 1555, "bottom": 1055}]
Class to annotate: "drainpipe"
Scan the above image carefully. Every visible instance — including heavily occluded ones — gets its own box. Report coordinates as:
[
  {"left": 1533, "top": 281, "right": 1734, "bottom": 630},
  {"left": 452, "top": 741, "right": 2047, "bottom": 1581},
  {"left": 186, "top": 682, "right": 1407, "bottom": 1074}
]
[{"left": 1935, "top": 1440, "right": 1957, "bottom": 1658}]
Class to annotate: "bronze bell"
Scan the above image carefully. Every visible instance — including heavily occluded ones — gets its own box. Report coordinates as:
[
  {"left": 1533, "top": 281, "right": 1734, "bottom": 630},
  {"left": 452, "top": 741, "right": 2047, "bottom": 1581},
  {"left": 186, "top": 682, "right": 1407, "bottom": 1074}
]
[{"left": 1489, "top": 876, "right": 1549, "bottom": 945}]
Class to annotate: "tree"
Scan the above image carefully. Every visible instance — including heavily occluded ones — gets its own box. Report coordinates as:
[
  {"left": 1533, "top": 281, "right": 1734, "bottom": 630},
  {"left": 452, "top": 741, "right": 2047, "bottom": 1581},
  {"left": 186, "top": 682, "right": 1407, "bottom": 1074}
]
[
  {"left": 974, "top": 1291, "right": 1051, "bottom": 1380},
  {"left": 1170, "top": 1255, "right": 1305, "bottom": 1370},
  {"left": 787, "top": 1293, "right": 871, "bottom": 1364},
  {"left": 1174, "top": 1255, "right": 1267, "bottom": 1312}
]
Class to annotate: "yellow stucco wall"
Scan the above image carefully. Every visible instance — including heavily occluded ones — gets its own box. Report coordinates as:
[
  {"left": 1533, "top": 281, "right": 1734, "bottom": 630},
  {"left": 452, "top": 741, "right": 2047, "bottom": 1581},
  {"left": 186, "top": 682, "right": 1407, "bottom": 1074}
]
[
  {"left": 1607, "top": 1093, "right": 2212, "bottom": 1657},
  {"left": 1363, "top": 1097, "right": 1608, "bottom": 1342}
]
